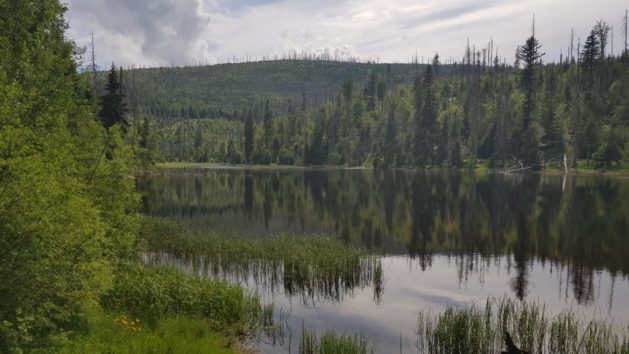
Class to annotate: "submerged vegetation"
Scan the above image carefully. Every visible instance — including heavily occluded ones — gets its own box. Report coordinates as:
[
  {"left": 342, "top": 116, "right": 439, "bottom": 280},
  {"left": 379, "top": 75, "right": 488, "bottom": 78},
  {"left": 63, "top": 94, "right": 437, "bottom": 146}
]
[
  {"left": 416, "top": 297, "right": 629, "bottom": 354},
  {"left": 140, "top": 217, "right": 383, "bottom": 302}
]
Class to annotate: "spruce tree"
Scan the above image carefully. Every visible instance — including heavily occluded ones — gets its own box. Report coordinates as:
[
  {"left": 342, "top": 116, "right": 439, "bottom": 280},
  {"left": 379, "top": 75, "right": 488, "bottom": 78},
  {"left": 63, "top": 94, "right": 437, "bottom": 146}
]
[
  {"left": 516, "top": 29, "right": 544, "bottom": 167},
  {"left": 99, "top": 63, "right": 127, "bottom": 129},
  {"left": 581, "top": 30, "right": 600, "bottom": 94}
]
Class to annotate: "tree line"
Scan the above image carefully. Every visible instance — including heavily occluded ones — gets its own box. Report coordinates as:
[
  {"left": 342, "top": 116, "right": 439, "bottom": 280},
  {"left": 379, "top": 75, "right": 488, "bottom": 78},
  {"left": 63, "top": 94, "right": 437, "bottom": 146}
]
[{"left": 225, "top": 21, "right": 628, "bottom": 170}]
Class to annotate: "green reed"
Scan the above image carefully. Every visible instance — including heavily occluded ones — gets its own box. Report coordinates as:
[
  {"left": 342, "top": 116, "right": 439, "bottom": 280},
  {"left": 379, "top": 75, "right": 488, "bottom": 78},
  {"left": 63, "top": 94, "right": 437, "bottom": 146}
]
[
  {"left": 299, "top": 327, "right": 375, "bottom": 354},
  {"left": 140, "top": 216, "right": 383, "bottom": 302},
  {"left": 101, "top": 262, "right": 273, "bottom": 335},
  {"left": 416, "top": 297, "right": 629, "bottom": 354}
]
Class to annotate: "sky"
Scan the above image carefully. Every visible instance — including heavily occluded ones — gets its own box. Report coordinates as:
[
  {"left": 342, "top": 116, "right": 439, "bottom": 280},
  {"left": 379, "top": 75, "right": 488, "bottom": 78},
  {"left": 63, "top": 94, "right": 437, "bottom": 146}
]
[{"left": 65, "top": 0, "right": 627, "bottom": 68}]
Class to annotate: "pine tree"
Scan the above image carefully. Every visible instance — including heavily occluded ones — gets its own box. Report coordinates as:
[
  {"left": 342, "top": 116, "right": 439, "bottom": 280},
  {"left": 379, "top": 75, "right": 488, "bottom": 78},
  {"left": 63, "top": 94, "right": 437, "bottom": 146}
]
[
  {"left": 581, "top": 30, "right": 600, "bottom": 94},
  {"left": 517, "top": 33, "right": 544, "bottom": 128},
  {"left": 99, "top": 63, "right": 127, "bottom": 129},
  {"left": 516, "top": 28, "right": 544, "bottom": 167}
]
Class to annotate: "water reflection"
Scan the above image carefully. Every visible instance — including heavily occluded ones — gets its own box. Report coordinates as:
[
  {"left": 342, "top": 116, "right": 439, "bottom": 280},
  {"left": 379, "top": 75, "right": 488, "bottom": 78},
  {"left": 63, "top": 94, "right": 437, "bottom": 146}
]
[
  {"left": 139, "top": 169, "right": 629, "bottom": 307},
  {"left": 143, "top": 252, "right": 383, "bottom": 304}
]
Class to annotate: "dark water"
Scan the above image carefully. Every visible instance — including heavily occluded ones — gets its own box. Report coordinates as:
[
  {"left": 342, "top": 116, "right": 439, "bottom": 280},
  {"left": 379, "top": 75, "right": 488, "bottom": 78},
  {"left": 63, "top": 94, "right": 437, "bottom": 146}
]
[{"left": 139, "top": 168, "right": 629, "bottom": 353}]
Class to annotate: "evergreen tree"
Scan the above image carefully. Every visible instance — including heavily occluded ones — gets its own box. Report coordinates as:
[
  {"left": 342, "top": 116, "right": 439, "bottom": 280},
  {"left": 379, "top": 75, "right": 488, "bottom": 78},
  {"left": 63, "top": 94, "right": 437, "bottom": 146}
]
[
  {"left": 581, "top": 30, "right": 600, "bottom": 93},
  {"left": 99, "top": 63, "right": 127, "bottom": 129},
  {"left": 263, "top": 99, "right": 273, "bottom": 149},
  {"left": 516, "top": 30, "right": 544, "bottom": 167},
  {"left": 383, "top": 104, "right": 398, "bottom": 166},
  {"left": 244, "top": 110, "right": 254, "bottom": 162},
  {"left": 414, "top": 65, "right": 437, "bottom": 166},
  {"left": 364, "top": 72, "right": 377, "bottom": 111}
]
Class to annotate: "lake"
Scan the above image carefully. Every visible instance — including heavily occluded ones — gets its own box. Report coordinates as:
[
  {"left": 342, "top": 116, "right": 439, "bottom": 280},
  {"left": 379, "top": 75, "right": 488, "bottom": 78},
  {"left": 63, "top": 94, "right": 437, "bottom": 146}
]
[{"left": 139, "top": 168, "right": 629, "bottom": 353}]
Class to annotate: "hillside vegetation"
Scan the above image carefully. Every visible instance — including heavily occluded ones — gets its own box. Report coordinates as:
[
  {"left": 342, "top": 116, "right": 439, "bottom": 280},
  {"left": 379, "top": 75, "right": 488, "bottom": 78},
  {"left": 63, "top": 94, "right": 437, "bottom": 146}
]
[
  {"left": 112, "top": 25, "right": 629, "bottom": 171},
  {"left": 116, "top": 60, "right": 431, "bottom": 121}
]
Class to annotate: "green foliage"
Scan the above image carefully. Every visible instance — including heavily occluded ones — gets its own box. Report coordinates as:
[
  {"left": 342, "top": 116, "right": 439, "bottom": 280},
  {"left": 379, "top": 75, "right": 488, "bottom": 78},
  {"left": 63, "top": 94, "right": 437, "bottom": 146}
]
[
  {"left": 156, "top": 118, "right": 242, "bottom": 162},
  {"left": 58, "top": 312, "right": 237, "bottom": 354},
  {"left": 0, "top": 1, "right": 139, "bottom": 351},
  {"left": 119, "top": 23, "right": 629, "bottom": 171},
  {"left": 114, "top": 60, "right": 428, "bottom": 123},
  {"left": 593, "top": 125, "right": 628, "bottom": 168},
  {"left": 101, "top": 263, "right": 264, "bottom": 333},
  {"left": 138, "top": 56, "right": 628, "bottom": 170},
  {"left": 99, "top": 64, "right": 127, "bottom": 128}
]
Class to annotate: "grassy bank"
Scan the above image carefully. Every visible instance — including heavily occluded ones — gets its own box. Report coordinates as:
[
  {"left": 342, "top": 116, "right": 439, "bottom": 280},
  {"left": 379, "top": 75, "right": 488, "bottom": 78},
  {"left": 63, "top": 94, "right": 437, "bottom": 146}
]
[
  {"left": 59, "top": 263, "right": 273, "bottom": 353},
  {"left": 59, "top": 312, "right": 237, "bottom": 354},
  {"left": 101, "top": 263, "right": 270, "bottom": 332},
  {"left": 140, "top": 217, "right": 383, "bottom": 302},
  {"left": 416, "top": 297, "right": 629, "bottom": 354}
]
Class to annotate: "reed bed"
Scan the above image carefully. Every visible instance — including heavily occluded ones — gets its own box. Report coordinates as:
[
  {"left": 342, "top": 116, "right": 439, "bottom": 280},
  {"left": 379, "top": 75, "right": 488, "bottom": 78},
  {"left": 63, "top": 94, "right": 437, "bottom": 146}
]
[
  {"left": 299, "top": 327, "right": 375, "bottom": 354},
  {"left": 140, "top": 217, "right": 383, "bottom": 302},
  {"left": 416, "top": 297, "right": 629, "bottom": 354},
  {"left": 101, "top": 263, "right": 272, "bottom": 335}
]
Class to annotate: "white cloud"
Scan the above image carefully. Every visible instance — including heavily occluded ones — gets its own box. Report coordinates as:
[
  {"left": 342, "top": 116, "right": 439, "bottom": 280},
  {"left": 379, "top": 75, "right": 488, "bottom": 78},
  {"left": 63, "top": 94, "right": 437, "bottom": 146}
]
[{"left": 65, "top": 0, "right": 625, "bottom": 67}]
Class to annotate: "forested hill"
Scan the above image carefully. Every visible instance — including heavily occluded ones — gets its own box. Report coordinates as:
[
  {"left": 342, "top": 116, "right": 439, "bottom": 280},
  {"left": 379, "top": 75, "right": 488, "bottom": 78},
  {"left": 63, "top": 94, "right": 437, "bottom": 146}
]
[
  {"left": 116, "top": 60, "right": 435, "bottom": 121},
  {"left": 98, "top": 22, "right": 629, "bottom": 170}
]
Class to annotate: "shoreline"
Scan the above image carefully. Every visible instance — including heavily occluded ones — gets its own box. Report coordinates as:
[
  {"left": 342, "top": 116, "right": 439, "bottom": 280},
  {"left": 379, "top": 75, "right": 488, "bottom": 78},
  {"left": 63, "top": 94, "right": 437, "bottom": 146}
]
[{"left": 153, "top": 162, "right": 629, "bottom": 178}]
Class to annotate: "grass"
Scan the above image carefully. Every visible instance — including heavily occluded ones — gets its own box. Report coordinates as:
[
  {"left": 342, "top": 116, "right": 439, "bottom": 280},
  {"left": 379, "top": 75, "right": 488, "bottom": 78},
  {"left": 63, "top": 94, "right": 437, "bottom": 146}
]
[
  {"left": 416, "top": 297, "right": 629, "bottom": 354},
  {"left": 299, "top": 327, "right": 375, "bottom": 354},
  {"left": 140, "top": 217, "right": 383, "bottom": 302},
  {"left": 58, "top": 312, "right": 237, "bottom": 354},
  {"left": 101, "top": 263, "right": 272, "bottom": 336},
  {"left": 60, "top": 258, "right": 276, "bottom": 353}
]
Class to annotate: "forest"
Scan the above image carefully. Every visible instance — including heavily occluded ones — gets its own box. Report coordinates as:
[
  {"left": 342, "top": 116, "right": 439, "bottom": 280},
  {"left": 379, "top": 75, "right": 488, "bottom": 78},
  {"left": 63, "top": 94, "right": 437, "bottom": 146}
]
[
  {"left": 106, "top": 22, "right": 629, "bottom": 171},
  {"left": 2, "top": 0, "right": 629, "bottom": 353}
]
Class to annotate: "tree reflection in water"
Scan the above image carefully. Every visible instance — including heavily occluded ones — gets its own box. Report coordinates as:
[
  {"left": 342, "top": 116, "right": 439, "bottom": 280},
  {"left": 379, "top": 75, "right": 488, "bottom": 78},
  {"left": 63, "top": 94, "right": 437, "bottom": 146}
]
[{"left": 139, "top": 169, "right": 629, "bottom": 305}]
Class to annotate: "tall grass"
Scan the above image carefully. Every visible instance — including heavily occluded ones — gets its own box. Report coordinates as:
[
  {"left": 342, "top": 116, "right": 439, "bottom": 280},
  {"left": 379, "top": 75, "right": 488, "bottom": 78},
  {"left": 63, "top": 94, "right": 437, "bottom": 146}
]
[
  {"left": 299, "top": 327, "right": 375, "bottom": 354},
  {"left": 140, "top": 217, "right": 383, "bottom": 302},
  {"left": 416, "top": 297, "right": 629, "bottom": 354},
  {"left": 59, "top": 312, "right": 237, "bottom": 354},
  {"left": 101, "top": 263, "right": 272, "bottom": 335}
]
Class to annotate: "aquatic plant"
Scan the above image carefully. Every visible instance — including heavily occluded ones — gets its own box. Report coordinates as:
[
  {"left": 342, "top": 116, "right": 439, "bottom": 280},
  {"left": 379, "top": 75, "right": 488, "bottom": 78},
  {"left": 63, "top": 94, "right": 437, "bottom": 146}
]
[
  {"left": 299, "top": 327, "right": 375, "bottom": 354},
  {"left": 416, "top": 297, "right": 629, "bottom": 354},
  {"left": 140, "top": 217, "right": 384, "bottom": 302},
  {"left": 101, "top": 263, "right": 271, "bottom": 335}
]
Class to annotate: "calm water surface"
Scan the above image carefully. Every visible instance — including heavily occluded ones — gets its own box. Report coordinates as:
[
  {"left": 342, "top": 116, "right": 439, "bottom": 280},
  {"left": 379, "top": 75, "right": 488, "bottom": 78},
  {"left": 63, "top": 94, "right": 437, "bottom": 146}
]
[{"left": 139, "top": 168, "right": 629, "bottom": 353}]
